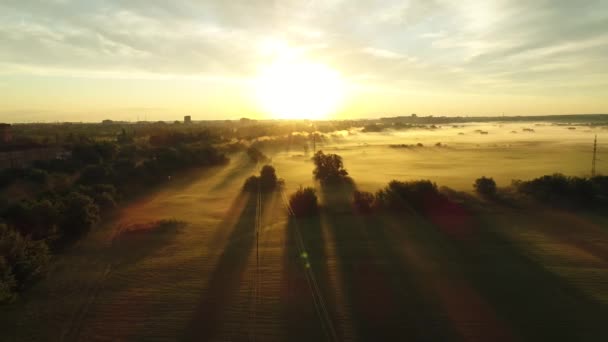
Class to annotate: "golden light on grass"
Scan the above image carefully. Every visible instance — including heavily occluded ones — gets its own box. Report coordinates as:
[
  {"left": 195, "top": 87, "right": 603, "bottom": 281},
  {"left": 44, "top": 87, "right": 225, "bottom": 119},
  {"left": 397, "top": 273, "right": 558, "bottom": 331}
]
[{"left": 254, "top": 57, "right": 345, "bottom": 120}]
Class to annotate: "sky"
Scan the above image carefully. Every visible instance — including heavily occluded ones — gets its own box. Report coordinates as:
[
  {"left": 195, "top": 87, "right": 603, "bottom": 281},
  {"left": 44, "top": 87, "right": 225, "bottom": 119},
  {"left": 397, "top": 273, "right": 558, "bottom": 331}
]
[{"left": 1, "top": 0, "right": 608, "bottom": 122}]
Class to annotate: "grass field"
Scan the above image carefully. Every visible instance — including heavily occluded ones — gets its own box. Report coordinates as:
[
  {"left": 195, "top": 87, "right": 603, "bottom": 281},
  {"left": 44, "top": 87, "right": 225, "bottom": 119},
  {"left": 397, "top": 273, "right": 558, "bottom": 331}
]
[{"left": 1, "top": 122, "right": 607, "bottom": 341}]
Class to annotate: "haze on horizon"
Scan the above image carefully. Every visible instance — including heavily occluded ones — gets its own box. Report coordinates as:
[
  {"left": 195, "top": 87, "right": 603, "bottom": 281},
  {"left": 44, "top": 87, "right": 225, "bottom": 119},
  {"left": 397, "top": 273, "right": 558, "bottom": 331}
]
[{"left": 1, "top": 0, "right": 608, "bottom": 123}]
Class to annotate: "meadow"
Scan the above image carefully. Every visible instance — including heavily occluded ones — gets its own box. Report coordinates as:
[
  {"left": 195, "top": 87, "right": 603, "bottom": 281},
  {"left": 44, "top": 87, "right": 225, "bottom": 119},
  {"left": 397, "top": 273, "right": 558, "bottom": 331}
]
[{"left": 1, "top": 120, "right": 607, "bottom": 341}]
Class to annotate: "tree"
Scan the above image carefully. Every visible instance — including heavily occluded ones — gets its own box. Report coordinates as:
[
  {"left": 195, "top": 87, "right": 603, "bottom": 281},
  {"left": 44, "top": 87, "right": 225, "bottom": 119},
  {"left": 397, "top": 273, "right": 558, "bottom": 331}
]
[
  {"left": 353, "top": 191, "right": 375, "bottom": 214},
  {"left": 474, "top": 176, "right": 497, "bottom": 197},
  {"left": 246, "top": 147, "right": 269, "bottom": 163},
  {"left": 375, "top": 180, "right": 443, "bottom": 212},
  {"left": 0, "top": 256, "right": 17, "bottom": 303},
  {"left": 243, "top": 165, "right": 282, "bottom": 192},
  {"left": 289, "top": 187, "right": 318, "bottom": 217},
  {"left": 260, "top": 165, "right": 278, "bottom": 190},
  {"left": 60, "top": 192, "right": 100, "bottom": 238},
  {"left": 312, "top": 151, "right": 349, "bottom": 184},
  {"left": 0, "top": 224, "right": 50, "bottom": 296}
]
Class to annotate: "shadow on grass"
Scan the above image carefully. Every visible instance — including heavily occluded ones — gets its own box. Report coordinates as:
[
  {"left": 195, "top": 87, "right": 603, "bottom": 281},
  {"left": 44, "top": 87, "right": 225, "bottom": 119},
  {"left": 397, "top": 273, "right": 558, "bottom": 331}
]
[
  {"left": 413, "top": 208, "right": 608, "bottom": 342},
  {"left": 318, "top": 181, "right": 457, "bottom": 341},
  {"left": 109, "top": 219, "right": 186, "bottom": 267},
  {"left": 282, "top": 214, "right": 330, "bottom": 341},
  {"left": 209, "top": 152, "right": 257, "bottom": 192},
  {"left": 182, "top": 190, "right": 279, "bottom": 341}
]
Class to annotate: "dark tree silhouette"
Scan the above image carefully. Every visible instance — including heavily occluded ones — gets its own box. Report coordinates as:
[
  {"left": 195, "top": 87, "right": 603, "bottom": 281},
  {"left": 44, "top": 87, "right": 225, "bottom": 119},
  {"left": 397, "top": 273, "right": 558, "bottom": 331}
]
[
  {"left": 474, "top": 176, "right": 497, "bottom": 197},
  {"left": 353, "top": 190, "right": 375, "bottom": 214},
  {"left": 60, "top": 192, "right": 100, "bottom": 238},
  {"left": 243, "top": 165, "right": 283, "bottom": 192},
  {"left": 375, "top": 180, "right": 443, "bottom": 212},
  {"left": 0, "top": 224, "right": 50, "bottom": 302},
  {"left": 246, "top": 146, "right": 270, "bottom": 163},
  {"left": 312, "top": 150, "right": 349, "bottom": 184},
  {"left": 289, "top": 187, "right": 318, "bottom": 217}
]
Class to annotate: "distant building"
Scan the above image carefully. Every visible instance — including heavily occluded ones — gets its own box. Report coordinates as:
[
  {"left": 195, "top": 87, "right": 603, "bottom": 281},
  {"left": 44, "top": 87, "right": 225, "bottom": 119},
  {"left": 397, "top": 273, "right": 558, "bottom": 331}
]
[
  {"left": 184, "top": 115, "right": 192, "bottom": 124},
  {"left": 0, "top": 124, "right": 12, "bottom": 144}
]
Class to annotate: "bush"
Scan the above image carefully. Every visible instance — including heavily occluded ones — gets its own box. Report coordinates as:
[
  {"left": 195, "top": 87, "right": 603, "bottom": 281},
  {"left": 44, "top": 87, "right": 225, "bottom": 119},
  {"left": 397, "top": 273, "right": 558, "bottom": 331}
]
[
  {"left": 289, "top": 187, "right": 319, "bottom": 217},
  {"left": 94, "top": 192, "right": 117, "bottom": 212},
  {"left": 0, "top": 256, "right": 17, "bottom": 303},
  {"left": 60, "top": 192, "right": 100, "bottom": 238},
  {"left": 473, "top": 176, "right": 497, "bottom": 197},
  {"left": 375, "top": 180, "right": 443, "bottom": 212},
  {"left": 243, "top": 165, "right": 283, "bottom": 192},
  {"left": 260, "top": 165, "right": 279, "bottom": 190},
  {"left": 243, "top": 175, "right": 259, "bottom": 192},
  {"left": 514, "top": 173, "right": 604, "bottom": 207},
  {"left": 23, "top": 168, "right": 49, "bottom": 184},
  {"left": 247, "top": 147, "right": 270, "bottom": 163},
  {"left": 78, "top": 164, "right": 114, "bottom": 185},
  {"left": 353, "top": 191, "right": 375, "bottom": 214},
  {"left": 0, "top": 224, "right": 50, "bottom": 301},
  {"left": 312, "top": 151, "right": 349, "bottom": 184}
]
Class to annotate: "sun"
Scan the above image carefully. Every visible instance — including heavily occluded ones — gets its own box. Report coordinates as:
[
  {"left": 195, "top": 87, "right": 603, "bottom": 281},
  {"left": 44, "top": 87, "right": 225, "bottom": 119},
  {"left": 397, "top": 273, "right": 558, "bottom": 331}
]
[{"left": 254, "top": 58, "right": 345, "bottom": 120}]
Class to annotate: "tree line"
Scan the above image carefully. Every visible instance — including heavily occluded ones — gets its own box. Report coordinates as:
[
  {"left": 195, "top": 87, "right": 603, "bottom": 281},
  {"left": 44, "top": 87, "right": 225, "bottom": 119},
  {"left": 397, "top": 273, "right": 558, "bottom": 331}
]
[{"left": 0, "top": 134, "right": 228, "bottom": 303}]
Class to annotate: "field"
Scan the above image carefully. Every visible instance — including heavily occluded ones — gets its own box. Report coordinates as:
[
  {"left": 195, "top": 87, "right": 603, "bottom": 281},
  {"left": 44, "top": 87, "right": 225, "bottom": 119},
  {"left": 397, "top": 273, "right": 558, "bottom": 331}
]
[{"left": 1, "top": 122, "right": 608, "bottom": 341}]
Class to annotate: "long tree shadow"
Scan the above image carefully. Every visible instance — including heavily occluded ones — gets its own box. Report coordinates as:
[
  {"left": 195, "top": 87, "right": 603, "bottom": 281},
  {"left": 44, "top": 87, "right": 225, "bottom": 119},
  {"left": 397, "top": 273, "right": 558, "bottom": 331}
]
[
  {"left": 209, "top": 152, "right": 257, "bottom": 191},
  {"left": 412, "top": 205, "right": 608, "bottom": 341},
  {"left": 282, "top": 214, "right": 330, "bottom": 341},
  {"left": 182, "top": 191, "right": 259, "bottom": 341},
  {"left": 319, "top": 182, "right": 456, "bottom": 341}
]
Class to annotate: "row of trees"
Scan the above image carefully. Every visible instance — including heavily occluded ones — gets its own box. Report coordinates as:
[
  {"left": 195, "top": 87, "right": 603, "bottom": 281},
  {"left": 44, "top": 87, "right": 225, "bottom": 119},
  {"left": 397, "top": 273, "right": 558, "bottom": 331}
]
[{"left": 1, "top": 135, "right": 229, "bottom": 303}]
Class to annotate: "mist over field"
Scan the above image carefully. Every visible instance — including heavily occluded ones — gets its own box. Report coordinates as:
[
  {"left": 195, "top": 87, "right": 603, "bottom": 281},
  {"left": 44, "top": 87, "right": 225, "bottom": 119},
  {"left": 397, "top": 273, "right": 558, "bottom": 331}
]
[
  {"left": 2, "top": 0, "right": 608, "bottom": 340},
  {"left": 272, "top": 122, "right": 606, "bottom": 192}
]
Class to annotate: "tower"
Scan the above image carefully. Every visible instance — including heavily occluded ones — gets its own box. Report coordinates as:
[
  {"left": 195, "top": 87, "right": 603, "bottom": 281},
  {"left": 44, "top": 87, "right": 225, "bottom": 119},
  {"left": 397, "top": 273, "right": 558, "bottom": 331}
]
[{"left": 592, "top": 134, "right": 597, "bottom": 177}]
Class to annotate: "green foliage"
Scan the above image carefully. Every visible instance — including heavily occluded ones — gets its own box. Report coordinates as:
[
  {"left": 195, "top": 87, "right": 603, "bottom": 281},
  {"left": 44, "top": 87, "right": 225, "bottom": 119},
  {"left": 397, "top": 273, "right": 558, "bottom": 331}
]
[
  {"left": 0, "top": 224, "right": 50, "bottom": 302},
  {"left": 289, "top": 187, "right": 318, "bottom": 217},
  {"left": 0, "top": 168, "right": 48, "bottom": 188},
  {"left": 246, "top": 146, "right": 270, "bottom": 163},
  {"left": 243, "top": 165, "right": 283, "bottom": 192},
  {"left": 0, "top": 256, "right": 17, "bottom": 303},
  {"left": 312, "top": 151, "right": 349, "bottom": 184},
  {"left": 78, "top": 164, "right": 114, "bottom": 185},
  {"left": 260, "top": 165, "right": 279, "bottom": 190},
  {"left": 514, "top": 174, "right": 607, "bottom": 208},
  {"left": 474, "top": 176, "right": 497, "bottom": 197},
  {"left": 2, "top": 200, "right": 59, "bottom": 241},
  {"left": 375, "top": 180, "right": 443, "bottom": 212},
  {"left": 353, "top": 190, "right": 375, "bottom": 214},
  {"left": 61, "top": 192, "right": 100, "bottom": 238}
]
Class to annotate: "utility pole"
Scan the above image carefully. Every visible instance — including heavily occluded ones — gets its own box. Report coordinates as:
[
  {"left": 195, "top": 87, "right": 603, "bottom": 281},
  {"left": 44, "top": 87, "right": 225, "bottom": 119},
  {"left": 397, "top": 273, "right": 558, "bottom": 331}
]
[{"left": 592, "top": 134, "right": 597, "bottom": 177}]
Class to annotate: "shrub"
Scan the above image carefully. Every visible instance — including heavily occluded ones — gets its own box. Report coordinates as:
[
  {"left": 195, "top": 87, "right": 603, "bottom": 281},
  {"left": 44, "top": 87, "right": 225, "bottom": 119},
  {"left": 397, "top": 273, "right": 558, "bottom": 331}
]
[
  {"left": 247, "top": 147, "right": 270, "bottom": 163},
  {"left": 94, "top": 192, "right": 117, "bottom": 212},
  {"left": 514, "top": 173, "right": 602, "bottom": 207},
  {"left": 289, "top": 187, "right": 319, "bottom": 217},
  {"left": 260, "top": 165, "right": 279, "bottom": 190},
  {"left": 23, "top": 168, "right": 49, "bottom": 184},
  {"left": 0, "top": 256, "right": 17, "bottom": 303},
  {"left": 353, "top": 191, "right": 375, "bottom": 214},
  {"left": 243, "top": 175, "right": 259, "bottom": 192},
  {"left": 312, "top": 151, "right": 349, "bottom": 184},
  {"left": 375, "top": 180, "right": 443, "bottom": 212},
  {"left": 0, "top": 224, "right": 50, "bottom": 300},
  {"left": 60, "top": 192, "right": 100, "bottom": 238},
  {"left": 243, "top": 165, "right": 283, "bottom": 192},
  {"left": 78, "top": 164, "right": 114, "bottom": 185},
  {"left": 473, "top": 176, "right": 497, "bottom": 197}
]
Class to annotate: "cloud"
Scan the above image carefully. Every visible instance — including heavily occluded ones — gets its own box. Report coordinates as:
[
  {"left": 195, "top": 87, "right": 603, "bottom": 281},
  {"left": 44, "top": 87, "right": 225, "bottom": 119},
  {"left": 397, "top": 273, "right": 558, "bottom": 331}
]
[{"left": 0, "top": 0, "right": 607, "bottom": 119}]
